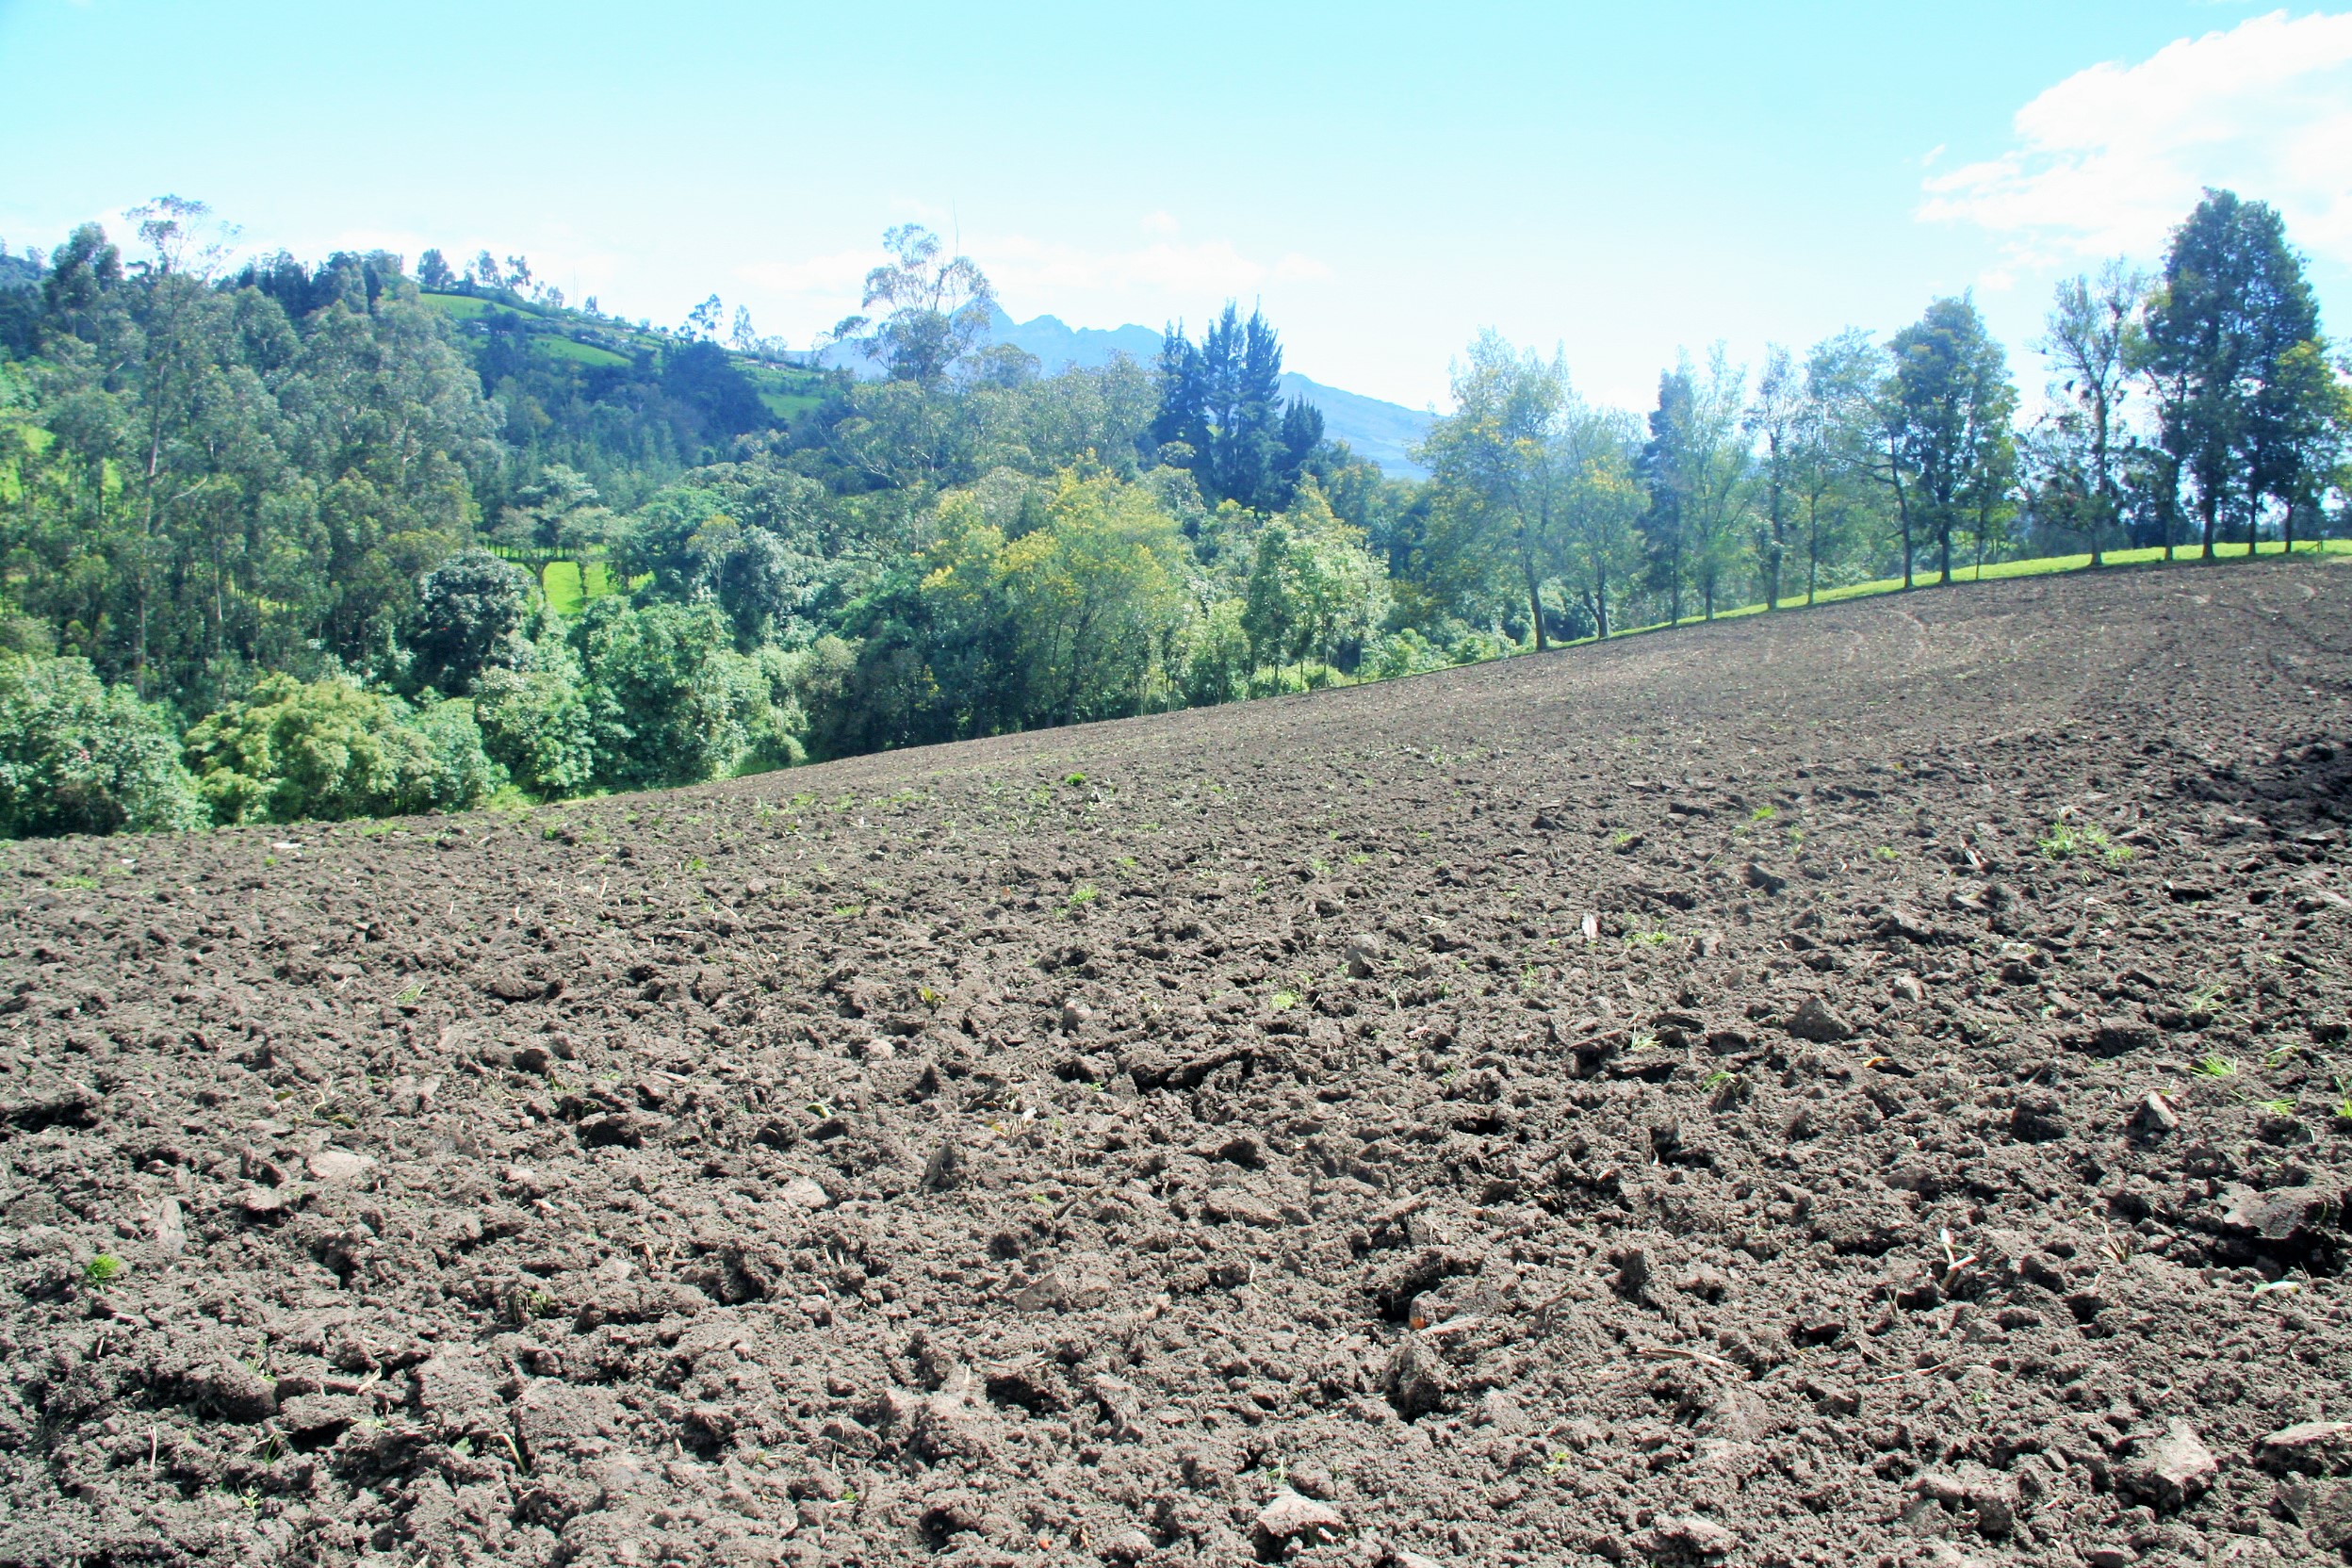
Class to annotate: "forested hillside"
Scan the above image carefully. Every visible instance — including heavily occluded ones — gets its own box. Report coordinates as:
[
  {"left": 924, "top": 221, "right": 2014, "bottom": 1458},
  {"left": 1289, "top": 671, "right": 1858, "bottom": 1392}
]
[{"left": 0, "top": 192, "right": 2344, "bottom": 839}]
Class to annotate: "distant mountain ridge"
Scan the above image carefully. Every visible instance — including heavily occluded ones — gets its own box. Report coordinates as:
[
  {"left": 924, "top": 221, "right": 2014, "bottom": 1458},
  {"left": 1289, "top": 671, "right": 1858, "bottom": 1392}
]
[
  {"left": 977, "top": 307, "right": 1432, "bottom": 478},
  {"left": 823, "top": 306, "right": 1433, "bottom": 477}
]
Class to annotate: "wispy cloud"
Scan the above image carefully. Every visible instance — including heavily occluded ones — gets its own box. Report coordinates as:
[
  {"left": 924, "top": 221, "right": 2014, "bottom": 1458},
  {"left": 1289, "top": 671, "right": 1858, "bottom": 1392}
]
[
  {"left": 734, "top": 249, "right": 877, "bottom": 298},
  {"left": 1919, "top": 9, "right": 2352, "bottom": 270}
]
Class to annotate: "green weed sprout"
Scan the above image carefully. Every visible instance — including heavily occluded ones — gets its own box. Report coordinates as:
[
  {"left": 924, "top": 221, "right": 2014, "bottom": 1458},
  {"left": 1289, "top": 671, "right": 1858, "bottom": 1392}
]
[
  {"left": 83, "top": 1254, "right": 125, "bottom": 1287},
  {"left": 1872, "top": 845, "right": 1900, "bottom": 862},
  {"left": 1269, "top": 989, "right": 1300, "bottom": 1011},
  {"left": 2041, "top": 820, "right": 2126, "bottom": 864},
  {"left": 1066, "top": 884, "right": 1099, "bottom": 908},
  {"left": 2192, "top": 1054, "right": 2238, "bottom": 1079}
]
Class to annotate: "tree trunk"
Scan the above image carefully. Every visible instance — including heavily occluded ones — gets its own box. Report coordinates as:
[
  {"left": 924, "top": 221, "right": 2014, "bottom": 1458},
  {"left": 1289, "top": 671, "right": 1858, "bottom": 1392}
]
[
  {"left": 1805, "top": 497, "right": 1820, "bottom": 605},
  {"left": 1888, "top": 441, "right": 1914, "bottom": 590},
  {"left": 2161, "top": 456, "right": 2179, "bottom": 563},
  {"left": 136, "top": 407, "right": 166, "bottom": 700},
  {"left": 2089, "top": 389, "right": 2109, "bottom": 568},
  {"left": 1522, "top": 546, "right": 1546, "bottom": 652}
]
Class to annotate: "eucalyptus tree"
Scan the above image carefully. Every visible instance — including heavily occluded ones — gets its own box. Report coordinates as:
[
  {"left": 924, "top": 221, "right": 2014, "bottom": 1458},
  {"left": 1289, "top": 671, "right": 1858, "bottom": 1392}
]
[
  {"left": 1789, "top": 330, "right": 1882, "bottom": 603},
  {"left": 1554, "top": 400, "right": 1645, "bottom": 638},
  {"left": 1415, "top": 334, "right": 1573, "bottom": 647},
  {"left": 831, "top": 225, "right": 996, "bottom": 389},
  {"left": 1746, "top": 347, "right": 1801, "bottom": 608},
  {"left": 2039, "top": 263, "right": 2146, "bottom": 566},
  {"left": 1641, "top": 348, "right": 1752, "bottom": 620}
]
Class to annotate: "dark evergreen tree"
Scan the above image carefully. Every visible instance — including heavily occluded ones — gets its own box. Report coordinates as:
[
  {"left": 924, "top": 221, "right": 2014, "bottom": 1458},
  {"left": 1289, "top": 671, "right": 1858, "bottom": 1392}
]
[
  {"left": 1884, "top": 295, "right": 2017, "bottom": 585},
  {"left": 1150, "top": 303, "right": 1320, "bottom": 511},
  {"left": 2143, "top": 189, "right": 2333, "bottom": 558},
  {"left": 408, "top": 549, "right": 532, "bottom": 694}
]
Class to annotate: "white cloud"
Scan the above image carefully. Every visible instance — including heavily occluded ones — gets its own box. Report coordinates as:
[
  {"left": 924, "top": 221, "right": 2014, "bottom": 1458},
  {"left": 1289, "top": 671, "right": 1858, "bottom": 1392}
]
[
  {"left": 734, "top": 248, "right": 880, "bottom": 297},
  {"left": 1920, "top": 9, "right": 2352, "bottom": 268},
  {"left": 978, "top": 233, "right": 1331, "bottom": 299}
]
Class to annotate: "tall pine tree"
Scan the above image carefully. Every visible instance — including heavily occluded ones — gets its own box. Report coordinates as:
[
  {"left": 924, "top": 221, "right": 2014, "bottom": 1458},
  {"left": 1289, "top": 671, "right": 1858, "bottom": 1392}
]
[{"left": 1150, "top": 303, "right": 1321, "bottom": 511}]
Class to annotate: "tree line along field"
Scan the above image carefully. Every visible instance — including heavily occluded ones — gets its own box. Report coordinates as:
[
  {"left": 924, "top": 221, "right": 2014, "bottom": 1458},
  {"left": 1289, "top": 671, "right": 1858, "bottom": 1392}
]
[
  {"left": 0, "top": 189, "right": 2344, "bottom": 846},
  {"left": 0, "top": 560, "right": 2345, "bottom": 1565}
]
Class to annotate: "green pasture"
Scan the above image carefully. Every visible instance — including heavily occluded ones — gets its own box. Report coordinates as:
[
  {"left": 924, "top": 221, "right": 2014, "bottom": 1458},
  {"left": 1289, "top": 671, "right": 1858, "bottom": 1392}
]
[{"left": 539, "top": 558, "right": 628, "bottom": 616}]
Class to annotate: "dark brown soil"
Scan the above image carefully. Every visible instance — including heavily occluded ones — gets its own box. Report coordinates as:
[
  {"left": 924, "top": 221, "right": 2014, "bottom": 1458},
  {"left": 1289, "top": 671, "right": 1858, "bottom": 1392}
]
[{"left": 6, "top": 559, "right": 2352, "bottom": 1568}]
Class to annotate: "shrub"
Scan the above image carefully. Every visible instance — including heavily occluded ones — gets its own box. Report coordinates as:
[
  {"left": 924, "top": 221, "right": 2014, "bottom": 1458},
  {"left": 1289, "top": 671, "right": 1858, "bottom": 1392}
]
[
  {"left": 407, "top": 697, "right": 507, "bottom": 809},
  {"left": 183, "top": 674, "right": 503, "bottom": 825},
  {"left": 475, "top": 628, "right": 597, "bottom": 796},
  {"left": 1180, "top": 598, "right": 1251, "bottom": 707},
  {"left": 574, "top": 598, "right": 801, "bottom": 790},
  {"left": 0, "top": 654, "right": 207, "bottom": 839},
  {"left": 1364, "top": 627, "right": 1453, "bottom": 680}
]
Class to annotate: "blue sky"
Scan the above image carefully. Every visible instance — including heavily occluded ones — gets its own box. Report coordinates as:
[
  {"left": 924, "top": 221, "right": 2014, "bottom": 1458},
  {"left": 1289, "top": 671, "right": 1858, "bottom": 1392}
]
[{"left": 2, "top": 1, "right": 2346, "bottom": 413}]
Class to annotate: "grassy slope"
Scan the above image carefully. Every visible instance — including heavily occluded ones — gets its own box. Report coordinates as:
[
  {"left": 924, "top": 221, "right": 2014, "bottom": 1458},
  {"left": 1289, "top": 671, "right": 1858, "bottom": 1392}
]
[
  {"left": 417, "top": 291, "right": 827, "bottom": 403},
  {"left": 1568, "top": 538, "right": 2352, "bottom": 650}
]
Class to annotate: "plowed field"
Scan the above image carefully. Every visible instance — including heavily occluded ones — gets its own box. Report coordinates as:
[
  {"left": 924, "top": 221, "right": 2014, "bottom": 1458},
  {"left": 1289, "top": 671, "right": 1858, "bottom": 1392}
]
[{"left": 5, "top": 559, "right": 2351, "bottom": 1567}]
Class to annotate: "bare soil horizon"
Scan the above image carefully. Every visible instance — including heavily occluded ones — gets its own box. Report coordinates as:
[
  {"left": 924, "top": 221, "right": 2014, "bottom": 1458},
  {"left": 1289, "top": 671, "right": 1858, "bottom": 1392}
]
[{"left": 5, "top": 557, "right": 2350, "bottom": 1567}]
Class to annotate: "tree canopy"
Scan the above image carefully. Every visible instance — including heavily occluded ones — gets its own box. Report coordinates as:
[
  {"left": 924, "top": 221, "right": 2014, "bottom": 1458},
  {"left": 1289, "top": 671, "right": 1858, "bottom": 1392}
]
[{"left": 0, "top": 195, "right": 2343, "bottom": 838}]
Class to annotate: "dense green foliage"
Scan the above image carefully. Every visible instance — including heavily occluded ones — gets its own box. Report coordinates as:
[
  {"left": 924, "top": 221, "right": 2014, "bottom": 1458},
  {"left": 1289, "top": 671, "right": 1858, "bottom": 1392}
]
[
  {"left": 0, "top": 653, "right": 204, "bottom": 837},
  {"left": 0, "top": 193, "right": 2343, "bottom": 838},
  {"left": 181, "top": 675, "right": 500, "bottom": 825}
]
